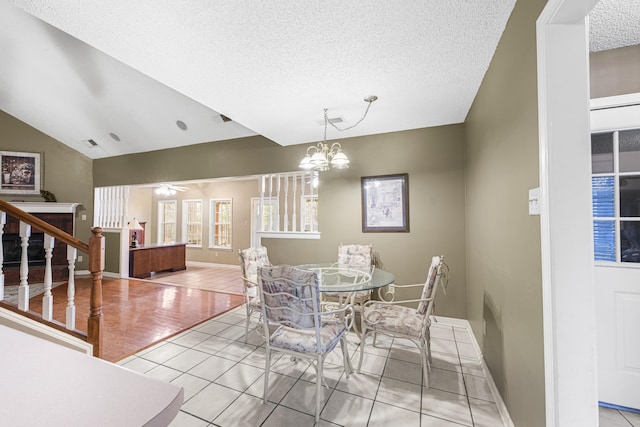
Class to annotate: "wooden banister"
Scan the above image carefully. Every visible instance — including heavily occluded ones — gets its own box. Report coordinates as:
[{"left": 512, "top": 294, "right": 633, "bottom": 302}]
[{"left": 0, "top": 200, "right": 104, "bottom": 358}]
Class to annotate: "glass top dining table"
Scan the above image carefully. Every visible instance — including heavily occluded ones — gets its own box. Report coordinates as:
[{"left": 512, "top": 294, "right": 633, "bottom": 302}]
[{"left": 297, "top": 263, "right": 395, "bottom": 293}]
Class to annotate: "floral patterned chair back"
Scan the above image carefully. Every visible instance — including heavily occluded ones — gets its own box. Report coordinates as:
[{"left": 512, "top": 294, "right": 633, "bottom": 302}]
[
  {"left": 256, "top": 264, "right": 353, "bottom": 422},
  {"left": 258, "top": 264, "right": 320, "bottom": 330},
  {"left": 417, "top": 255, "right": 443, "bottom": 315},
  {"left": 239, "top": 246, "right": 271, "bottom": 284},
  {"left": 337, "top": 243, "right": 373, "bottom": 272}
]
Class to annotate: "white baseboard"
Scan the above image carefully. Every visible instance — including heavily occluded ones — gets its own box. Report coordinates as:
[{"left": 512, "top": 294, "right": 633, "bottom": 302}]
[{"left": 435, "top": 316, "right": 515, "bottom": 427}]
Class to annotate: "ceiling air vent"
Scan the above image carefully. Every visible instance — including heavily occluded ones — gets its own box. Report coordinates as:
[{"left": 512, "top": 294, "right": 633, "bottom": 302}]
[{"left": 83, "top": 139, "right": 98, "bottom": 148}]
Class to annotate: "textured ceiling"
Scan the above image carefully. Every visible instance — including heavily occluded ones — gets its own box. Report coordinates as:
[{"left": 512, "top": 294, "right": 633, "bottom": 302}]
[
  {"left": 0, "top": 1, "right": 636, "bottom": 160},
  {"left": 2, "top": 0, "right": 516, "bottom": 159},
  {"left": 589, "top": 0, "right": 640, "bottom": 52}
]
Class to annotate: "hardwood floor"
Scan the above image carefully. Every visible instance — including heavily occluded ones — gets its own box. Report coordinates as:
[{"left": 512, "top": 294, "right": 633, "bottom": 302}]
[{"left": 26, "top": 264, "right": 246, "bottom": 363}]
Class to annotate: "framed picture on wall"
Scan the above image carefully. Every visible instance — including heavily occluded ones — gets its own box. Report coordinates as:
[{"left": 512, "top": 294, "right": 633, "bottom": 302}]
[
  {"left": 361, "top": 173, "right": 409, "bottom": 232},
  {"left": 0, "top": 151, "right": 41, "bottom": 195}
]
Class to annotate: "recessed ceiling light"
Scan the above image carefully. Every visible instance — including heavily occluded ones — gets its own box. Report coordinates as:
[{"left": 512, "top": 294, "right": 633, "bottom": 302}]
[
  {"left": 109, "top": 132, "right": 121, "bottom": 141},
  {"left": 176, "top": 120, "right": 188, "bottom": 131}
]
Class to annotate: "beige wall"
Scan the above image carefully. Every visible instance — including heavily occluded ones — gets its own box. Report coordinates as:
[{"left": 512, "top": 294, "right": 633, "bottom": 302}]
[
  {"left": 464, "top": 0, "right": 546, "bottom": 426},
  {"left": 0, "top": 110, "right": 94, "bottom": 270},
  {"left": 95, "top": 125, "right": 468, "bottom": 319},
  {"left": 590, "top": 44, "right": 640, "bottom": 98}
]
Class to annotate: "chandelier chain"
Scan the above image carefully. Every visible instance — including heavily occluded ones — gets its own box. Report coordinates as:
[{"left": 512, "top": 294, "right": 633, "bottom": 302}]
[{"left": 326, "top": 97, "right": 375, "bottom": 132}]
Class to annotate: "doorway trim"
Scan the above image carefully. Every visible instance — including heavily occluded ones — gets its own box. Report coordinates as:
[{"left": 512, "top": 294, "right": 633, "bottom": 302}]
[{"left": 537, "top": 0, "right": 600, "bottom": 425}]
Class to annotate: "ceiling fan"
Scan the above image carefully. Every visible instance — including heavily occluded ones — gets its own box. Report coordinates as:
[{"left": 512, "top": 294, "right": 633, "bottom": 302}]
[{"left": 154, "top": 183, "right": 188, "bottom": 196}]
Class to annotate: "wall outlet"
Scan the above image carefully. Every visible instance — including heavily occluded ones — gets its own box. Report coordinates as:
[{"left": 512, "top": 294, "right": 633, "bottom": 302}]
[
  {"left": 77, "top": 255, "right": 83, "bottom": 262},
  {"left": 215, "top": 252, "right": 218, "bottom": 257}
]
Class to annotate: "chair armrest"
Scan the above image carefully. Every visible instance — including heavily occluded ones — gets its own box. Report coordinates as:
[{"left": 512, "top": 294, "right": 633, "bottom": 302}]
[
  {"left": 320, "top": 303, "right": 355, "bottom": 330},
  {"left": 362, "top": 296, "right": 434, "bottom": 310}
]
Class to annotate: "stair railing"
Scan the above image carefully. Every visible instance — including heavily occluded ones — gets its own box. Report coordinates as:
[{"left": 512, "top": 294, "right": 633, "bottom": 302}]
[{"left": 0, "top": 200, "right": 104, "bottom": 358}]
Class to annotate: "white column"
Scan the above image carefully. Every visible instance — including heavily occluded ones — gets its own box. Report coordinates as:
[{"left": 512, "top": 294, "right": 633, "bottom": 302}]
[
  {"left": 42, "top": 234, "right": 55, "bottom": 321},
  {"left": 66, "top": 246, "right": 77, "bottom": 330},
  {"left": 18, "top": 222, "right": 31, "bottom": 311}
]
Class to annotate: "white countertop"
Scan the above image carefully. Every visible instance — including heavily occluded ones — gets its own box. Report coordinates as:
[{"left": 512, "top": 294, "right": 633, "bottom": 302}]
[{"left": 0, "top": 324, "right": 183, "bottom": 427}]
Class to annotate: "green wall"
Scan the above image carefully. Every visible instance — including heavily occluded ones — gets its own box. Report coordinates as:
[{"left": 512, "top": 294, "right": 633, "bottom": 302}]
[
  {"left": 0, "top": 110, "right": 94, "bottom": 270},
  {"left": 464, "top": 0, "right": 546, "bottom": 426},
  {"left": 95, "top": 125, "right": 468, "bottom": 319}
]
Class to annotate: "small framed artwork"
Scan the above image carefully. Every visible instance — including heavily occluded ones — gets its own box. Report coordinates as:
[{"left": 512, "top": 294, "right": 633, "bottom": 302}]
[
  {"left": 0, "top": 151, "right": 41, "bottom": 195},
  {"left": 361, "top": 173, "right": 409, "bottom": 232}
]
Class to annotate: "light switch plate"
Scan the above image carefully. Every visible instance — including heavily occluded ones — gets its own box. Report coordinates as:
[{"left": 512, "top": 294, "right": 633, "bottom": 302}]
[{"left": 529, "top": 187, "right": 540, "bottom": 215}]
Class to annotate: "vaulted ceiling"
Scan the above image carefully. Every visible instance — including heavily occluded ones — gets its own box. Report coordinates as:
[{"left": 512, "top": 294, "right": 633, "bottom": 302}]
[{"left": 1, "top": 1, "right": 637, "bottom": 160}]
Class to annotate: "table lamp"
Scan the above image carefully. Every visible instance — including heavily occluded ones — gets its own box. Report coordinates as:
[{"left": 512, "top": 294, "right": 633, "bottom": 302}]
[{"left": 129, "top": 218, "right": 143, "bottom": 248}]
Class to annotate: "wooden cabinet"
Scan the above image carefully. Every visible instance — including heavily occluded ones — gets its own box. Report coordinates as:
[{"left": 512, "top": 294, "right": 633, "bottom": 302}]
[{"left": 129, "top": 243, "right": 186, "bottom": 279}]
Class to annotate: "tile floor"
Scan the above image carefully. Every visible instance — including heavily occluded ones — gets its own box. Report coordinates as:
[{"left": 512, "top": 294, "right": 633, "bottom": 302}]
[
  {"left": 117, "top": 307, "right": 506, "bottom": 426},
  {"left": 600, "top": 406, "right": 640, "bottom": 427}
]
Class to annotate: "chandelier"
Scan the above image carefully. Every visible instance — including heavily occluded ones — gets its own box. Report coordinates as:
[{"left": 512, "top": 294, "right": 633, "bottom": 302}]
[{"left": 299, "top": 96, "right": 378, "bottom": 171}]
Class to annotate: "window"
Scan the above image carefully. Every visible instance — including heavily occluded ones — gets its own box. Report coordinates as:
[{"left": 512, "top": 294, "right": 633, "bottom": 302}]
[
  {"left": 301, "top": 195, "right": 318, "bottom": 232},
  {"left": 158, "top": 200, "right": 177, "bottom": 244},
  {"left": 182, "top": 200, "right": 203, "bottom": 246},
  {"left": 591, "top": 128, "right": 640, "bottom": 263},
  {"left": 210, "top": 199, "right": 232, "bottom": 249}
]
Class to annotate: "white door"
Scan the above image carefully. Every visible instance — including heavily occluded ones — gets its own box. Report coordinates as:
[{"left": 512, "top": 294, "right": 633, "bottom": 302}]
[{"left": 591, "top": 96, "right": 640, "bottom": 410}]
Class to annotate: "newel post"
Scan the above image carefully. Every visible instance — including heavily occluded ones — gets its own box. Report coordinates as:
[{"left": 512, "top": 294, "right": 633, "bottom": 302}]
[{"left": 87, "top": 227, "right": 105, "bottom": 358}]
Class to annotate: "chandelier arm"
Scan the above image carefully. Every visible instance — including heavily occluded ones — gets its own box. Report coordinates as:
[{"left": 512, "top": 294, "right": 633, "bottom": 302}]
[{"left": 327, "top": 99, "right": 374, "bottom": 132}]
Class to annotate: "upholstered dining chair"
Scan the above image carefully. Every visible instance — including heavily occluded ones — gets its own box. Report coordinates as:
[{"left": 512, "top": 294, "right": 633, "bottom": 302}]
[
  {"left": 257, "top": 264, "right": 354, "bottom": 422},
  {"left": 238, "top": 246, "right": 272, "bottom": 342},
  {"left": 357, "top": 255, "right": 448, "bottom": 388},
  {"left": 325, "top": 243, "right": 374, "bottom": 305}
]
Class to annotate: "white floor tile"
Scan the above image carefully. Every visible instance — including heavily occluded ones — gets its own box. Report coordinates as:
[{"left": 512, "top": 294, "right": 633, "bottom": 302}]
[
  {"left": 260, "top": 405, "right": 316, "bottom": 427},
  {"left": 468, "top": 397, "right": 503, "bottom": 427},
  {"left": 170, "top": 373, "right": 211, "bottom": 402},
  {"left": 464, "top": 374, "right": 494, "bottom": 402},
  {"left": 368, "top": 401, "right": 421, "bottom": 426},
  {"left": 212, "top": 392, "right": 276, "bottom": 426},
  {"left": 457, "top": 341, "right": 480, "bottom": 360},
  {"left": 214, "top": 362, "right": 264, "bottom": 392},
  {"left": 131, "top": 315, "right": 510, "bottom": 427},
  {"left": 279, "top": 378, "right": 332, "bottom": 417},
  {"left": 191, "top": 335, "right": 234, "bottom": 354},
  {"left": 383, "top": 358, "right": 423, "bottom": 386},
  {"left": 430, "top": 324, "right": 455, "bottom": 341},
  {"left": 245, "top": 372, "right": 298, "bottom": 403},
  {"left": 620, "top": 409, "right": 640, "bottom": 426},
  {"left": 335, "top": 371, "right": 381, "bottom": 400},
  {"left": 180, "top": 382, "right": 241, "bottom": 422},
  {"left": 430, "top": 337, "right": 459, "bottom": 357},
  {"left": 215, "top": 341, "right": 259, "bottom": 361},
  {"left": 355, "top": 351, "right": 387, "bottom": 376},
  {"left": 120, "top": 356, "right": 158, "bottom": 374},
  {"left": 168, "top": 410, "right": 209, "bottom": 427},
  {"left": 422, "top": 387, "right": 473, "bottom": 426},
  {"left": 320, "top": 389, "right": 374, "bottom": 427},
  {"left": 141, "top": 342, "right": 189, "bottom": 364},
  {"left": 376, "top": 377, "right": 423, "bottom": 413},
  {"left": 186, "top": 354, "right": 236, "bottom": 382},
  {"left": 171, "top": 330, "right": 212, "bottom": 348},
  {"left": 428, "top": 367, "right": 466, "bottom": 396},
  {"left": 196, "top": 320, "right": 233, "bottom": 335},
  {"left": 145, "top": 364, "right": 183, "bottom": 383},
  {"left": 163, "top": 349, "right": 212, "bottom": 372}
]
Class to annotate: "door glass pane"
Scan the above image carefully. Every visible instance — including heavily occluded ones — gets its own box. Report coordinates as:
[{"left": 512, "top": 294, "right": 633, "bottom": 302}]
[
  {"left": 619, "top": 129, "right": 640, "bottom": 173},
  {"left": 591, "top": 132, "right": 614, "bottom": 173},
  {"left": 620, "top": 176, "right": 640, "bottom": 217},
  {"left": 592, "top": 176, "right": 615, "bottom": 217},
  {"left": 594, "top": 220, "right": 616, "bottom": 262},
  {"left": 621, "top": 221, "right": 640, "bottom": 263}
]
